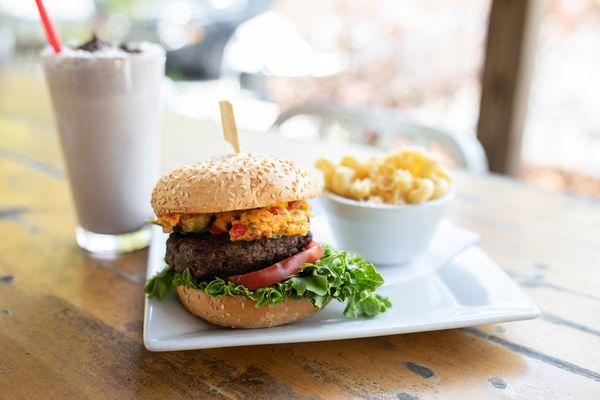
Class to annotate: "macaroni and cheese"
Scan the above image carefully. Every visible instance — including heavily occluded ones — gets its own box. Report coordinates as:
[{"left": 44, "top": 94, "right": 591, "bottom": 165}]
[{"left": 316, "top": 148, "right": 452, "bottom": 205}]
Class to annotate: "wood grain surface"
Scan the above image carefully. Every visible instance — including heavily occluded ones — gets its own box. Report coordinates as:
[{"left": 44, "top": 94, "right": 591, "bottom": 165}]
[{"left": 1, "top": 74, "right": 599, "bottom": 399}]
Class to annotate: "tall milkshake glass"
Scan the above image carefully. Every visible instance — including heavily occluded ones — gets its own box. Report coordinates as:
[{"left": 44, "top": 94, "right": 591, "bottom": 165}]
[{"left": 42, "top": 39, "right": 165, "bottom": 254}]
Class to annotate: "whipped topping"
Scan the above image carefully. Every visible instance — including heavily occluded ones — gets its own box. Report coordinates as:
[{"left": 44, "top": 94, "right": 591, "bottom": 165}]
[{"left": 42, "top": 34, "right": 164, "bottom": 59}]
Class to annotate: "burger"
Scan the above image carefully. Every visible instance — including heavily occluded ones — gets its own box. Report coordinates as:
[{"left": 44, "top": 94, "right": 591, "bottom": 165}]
[{"left": 145, "top": 153, "right": 390, "bottom": 328}]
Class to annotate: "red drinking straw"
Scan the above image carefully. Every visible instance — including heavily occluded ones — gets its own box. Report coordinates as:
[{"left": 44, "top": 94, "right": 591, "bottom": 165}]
[{"left": 34, "top": 0, "right": 62, "bottom": 53}]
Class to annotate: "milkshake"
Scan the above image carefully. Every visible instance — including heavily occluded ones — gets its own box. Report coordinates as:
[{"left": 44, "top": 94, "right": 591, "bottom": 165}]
[{"left": 43, "top": 35, "right": 165, "bottom": 253}]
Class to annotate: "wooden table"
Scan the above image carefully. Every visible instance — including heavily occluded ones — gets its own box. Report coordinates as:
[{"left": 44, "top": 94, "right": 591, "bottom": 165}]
[{"left": 1, "top": 74, "right": 599, "bottom": 399}]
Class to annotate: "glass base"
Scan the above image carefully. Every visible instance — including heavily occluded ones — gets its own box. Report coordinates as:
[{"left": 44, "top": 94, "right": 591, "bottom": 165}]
[{"left": 75, "top": 225, "right": 153, "bottom": 254}]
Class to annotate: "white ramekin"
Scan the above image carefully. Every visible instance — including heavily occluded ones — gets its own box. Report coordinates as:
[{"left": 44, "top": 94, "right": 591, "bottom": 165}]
[{"left": 319, "top": 189, "right": 454, "bottom": 264}]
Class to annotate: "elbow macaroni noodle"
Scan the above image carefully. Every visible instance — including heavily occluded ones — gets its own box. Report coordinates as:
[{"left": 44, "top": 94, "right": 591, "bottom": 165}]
[{"left": 316, "top": 148, "right": 452, "bottom": 205}]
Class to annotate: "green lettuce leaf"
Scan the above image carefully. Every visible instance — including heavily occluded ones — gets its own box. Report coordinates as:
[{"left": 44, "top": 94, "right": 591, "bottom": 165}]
[
  {"left": 144, "top": 246, "right": 391, "bottom": 318},
  {"left": 143, "top": 268, "right": 175, "bottom": 300}
]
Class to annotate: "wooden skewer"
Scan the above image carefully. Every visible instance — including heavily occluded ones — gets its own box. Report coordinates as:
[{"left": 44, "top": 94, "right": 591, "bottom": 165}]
[{"left": 219, "top": 100, "right": 240, "bottom": 154}]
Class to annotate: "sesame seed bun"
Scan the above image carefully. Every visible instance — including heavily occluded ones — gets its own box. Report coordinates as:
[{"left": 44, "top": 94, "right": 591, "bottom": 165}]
[
  {"left": 176, "top": 285, "right": 319, "bottom": 329},
  {"left": 151, "top": 153, "right": 321, "bottom": 216}
]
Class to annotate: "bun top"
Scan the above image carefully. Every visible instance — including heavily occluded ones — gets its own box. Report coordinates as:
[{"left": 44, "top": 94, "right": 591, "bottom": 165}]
[{"left": 151, "top": 153, "right": 321, "bottom": 216}]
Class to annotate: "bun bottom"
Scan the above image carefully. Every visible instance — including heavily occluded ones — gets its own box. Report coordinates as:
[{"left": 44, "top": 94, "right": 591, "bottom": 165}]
[{"left": 176, "top": 285, "right": 319, "bottom": 329}]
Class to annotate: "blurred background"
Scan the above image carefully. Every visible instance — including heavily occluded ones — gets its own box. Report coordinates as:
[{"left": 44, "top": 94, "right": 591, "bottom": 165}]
[{"left": 1, "top": 0, "right": 599, "bottom": 198}]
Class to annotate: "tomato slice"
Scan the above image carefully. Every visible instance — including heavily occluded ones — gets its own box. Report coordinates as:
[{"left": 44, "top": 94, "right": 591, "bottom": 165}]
[
  {"left": 227, "top": 242, "right": 323, "bottom": 290},
  {"left": 306, "top": 241, "right": 319, "bottom": 249}
]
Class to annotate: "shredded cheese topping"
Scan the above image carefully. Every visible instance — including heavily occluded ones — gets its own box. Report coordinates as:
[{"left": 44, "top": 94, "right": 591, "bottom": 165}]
[{"left": 154, "top": 201, "right": 311, "bottom": 241}]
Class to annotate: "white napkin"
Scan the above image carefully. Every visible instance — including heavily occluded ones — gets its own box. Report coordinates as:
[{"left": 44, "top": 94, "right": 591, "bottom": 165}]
[{"left": 311, "top": 216, "right": 481, "bottom": 286}]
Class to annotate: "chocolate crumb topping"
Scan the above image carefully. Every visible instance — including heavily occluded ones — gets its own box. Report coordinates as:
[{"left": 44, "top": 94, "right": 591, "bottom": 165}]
[
  {"left": 119, "top": 42, "right": 142, "bottom": 54},
  {"left": 76, "top": 33, "right": 111, "bottom": 52},
  {"left": 76, "top": 33, "right": 143, "bottom": 54}
]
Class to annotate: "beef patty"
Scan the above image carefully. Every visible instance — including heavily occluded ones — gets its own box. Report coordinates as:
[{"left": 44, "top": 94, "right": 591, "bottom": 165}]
[{"left": 165, "top": 231, "right": 313, "bottom": 280}]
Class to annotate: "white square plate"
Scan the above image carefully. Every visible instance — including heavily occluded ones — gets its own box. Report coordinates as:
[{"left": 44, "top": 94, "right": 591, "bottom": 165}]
[{"left": 143, "top": 217, "right": 539, "bottom": 351}]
